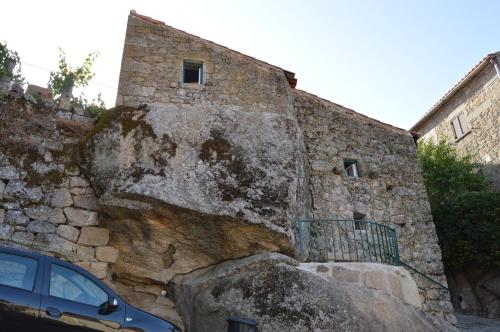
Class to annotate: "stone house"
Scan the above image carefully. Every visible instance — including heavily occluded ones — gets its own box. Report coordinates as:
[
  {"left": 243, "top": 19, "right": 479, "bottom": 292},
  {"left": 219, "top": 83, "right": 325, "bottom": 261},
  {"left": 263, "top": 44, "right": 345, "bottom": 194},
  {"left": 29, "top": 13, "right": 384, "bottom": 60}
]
[
  {"left": 116, "top": 10, "right": 452, "bottom": 320},
  {"left": 411, "top": 52, "right": 500, "bottom": 190},
  {"left": 411, "top": 52, "right": 500, "bottom": 318},
  {"left": 0, "top": 10, "right": 458, "bottom": 330}
]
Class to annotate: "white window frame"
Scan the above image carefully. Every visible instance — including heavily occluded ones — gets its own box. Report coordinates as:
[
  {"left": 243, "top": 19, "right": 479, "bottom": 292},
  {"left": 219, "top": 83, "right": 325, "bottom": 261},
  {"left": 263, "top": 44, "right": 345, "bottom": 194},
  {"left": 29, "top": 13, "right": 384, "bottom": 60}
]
[
  {"left": 344, "top": 159, "right": 359, "bottom": 178},
  {"left": 182, "top": 60, "right": 203, "bottom": 84}
]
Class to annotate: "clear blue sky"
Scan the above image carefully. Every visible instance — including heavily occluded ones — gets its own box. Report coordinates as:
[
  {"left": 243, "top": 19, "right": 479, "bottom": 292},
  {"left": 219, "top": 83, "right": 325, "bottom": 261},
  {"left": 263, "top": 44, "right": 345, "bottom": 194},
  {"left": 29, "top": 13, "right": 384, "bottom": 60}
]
[{"left": 1, "top": 0, "right": 498, "bottom": 129}]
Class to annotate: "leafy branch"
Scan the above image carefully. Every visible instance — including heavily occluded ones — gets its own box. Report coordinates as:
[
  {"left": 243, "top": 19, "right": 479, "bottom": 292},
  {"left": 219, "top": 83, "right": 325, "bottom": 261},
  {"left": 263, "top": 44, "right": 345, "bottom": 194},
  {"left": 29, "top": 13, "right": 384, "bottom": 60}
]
[
  {"left": 48, "top": 48, "right": 99, "bottom": 99},
  {"left": 0, "top": 42, "right": 24, "bottom": 83}
]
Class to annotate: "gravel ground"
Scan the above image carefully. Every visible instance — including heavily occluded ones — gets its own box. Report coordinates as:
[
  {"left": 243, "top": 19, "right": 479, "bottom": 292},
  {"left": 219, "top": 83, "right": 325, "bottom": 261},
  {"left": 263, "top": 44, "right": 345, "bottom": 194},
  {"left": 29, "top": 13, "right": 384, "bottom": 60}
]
[{"left": 456, "top": 313, "right": 500, "bottom": 332}]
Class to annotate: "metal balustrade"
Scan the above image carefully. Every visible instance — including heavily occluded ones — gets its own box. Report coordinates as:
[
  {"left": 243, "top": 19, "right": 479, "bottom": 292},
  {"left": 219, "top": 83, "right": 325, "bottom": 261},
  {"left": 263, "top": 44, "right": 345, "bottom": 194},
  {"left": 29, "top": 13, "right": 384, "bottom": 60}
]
[
  {"left": 296, "top": 219, "right": 400, "bottom": 265},
  {"left": 296, "top": 218, "right": 449, "bottom": 290}
]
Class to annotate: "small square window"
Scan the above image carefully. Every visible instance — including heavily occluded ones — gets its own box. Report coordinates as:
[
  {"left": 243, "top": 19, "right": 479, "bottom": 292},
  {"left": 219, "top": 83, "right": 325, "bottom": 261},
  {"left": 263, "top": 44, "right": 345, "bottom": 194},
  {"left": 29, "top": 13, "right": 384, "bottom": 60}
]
[
  {"left": 344, "top": 159, "right": 359, "bottom": 178},
  {"left": 183, "top": 61, "right": 203, "bottom": 84}
]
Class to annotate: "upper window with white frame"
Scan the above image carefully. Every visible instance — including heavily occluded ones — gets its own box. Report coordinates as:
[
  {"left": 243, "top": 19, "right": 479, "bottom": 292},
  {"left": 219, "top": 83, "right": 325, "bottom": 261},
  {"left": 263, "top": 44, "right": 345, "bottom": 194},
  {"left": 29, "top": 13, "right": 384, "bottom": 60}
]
[
  {"left": 344, "top": 159, "right": 360, "bottom": 178},
  {"left": 183, "top": 61, "right": 203, "bottom": 84},
  {"left": 450, "top": 113, "right": 470, "bottom": 140}
]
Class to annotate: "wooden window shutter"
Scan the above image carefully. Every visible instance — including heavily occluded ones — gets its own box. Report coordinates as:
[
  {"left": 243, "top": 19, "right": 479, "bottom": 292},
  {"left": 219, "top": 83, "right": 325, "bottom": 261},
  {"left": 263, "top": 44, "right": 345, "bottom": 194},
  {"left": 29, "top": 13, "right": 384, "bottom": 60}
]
[
  {"left": 458, "top": 113, "right": 469, "bottom": 133},
  {"left": 451, "top": 117, "right": 461, "bottom": 138}
]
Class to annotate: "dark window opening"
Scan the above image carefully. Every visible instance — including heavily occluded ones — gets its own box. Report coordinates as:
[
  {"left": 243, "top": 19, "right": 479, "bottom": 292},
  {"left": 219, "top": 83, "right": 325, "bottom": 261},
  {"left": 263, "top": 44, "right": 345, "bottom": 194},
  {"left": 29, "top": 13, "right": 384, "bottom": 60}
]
[
  {"left": 354, "top": 212, "right": 365, "bottom": 230},
  {"left": 344, "top": 159, "right": 359, "bottom": 177},
  {"left": 183, "top": 61, "right": 203, "bottom": 84}
]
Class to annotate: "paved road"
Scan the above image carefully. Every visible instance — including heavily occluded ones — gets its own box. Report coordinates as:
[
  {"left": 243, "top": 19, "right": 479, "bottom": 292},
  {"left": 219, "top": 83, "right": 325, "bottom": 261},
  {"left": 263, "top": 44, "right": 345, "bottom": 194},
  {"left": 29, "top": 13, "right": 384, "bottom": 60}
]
[{"left": 456, "top": 314, "right": 500, "bottom": 332}]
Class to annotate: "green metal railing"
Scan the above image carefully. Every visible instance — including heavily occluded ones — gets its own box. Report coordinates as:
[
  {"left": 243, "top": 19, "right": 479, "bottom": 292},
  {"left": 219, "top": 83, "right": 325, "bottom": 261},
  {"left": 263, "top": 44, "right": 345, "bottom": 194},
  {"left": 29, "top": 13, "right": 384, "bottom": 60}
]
[
  {"left": 296, "top": 219, "right": 449, "bottom": 290},
  {"left": 296, "top": 219, "right": 400, "bottom": 265}
]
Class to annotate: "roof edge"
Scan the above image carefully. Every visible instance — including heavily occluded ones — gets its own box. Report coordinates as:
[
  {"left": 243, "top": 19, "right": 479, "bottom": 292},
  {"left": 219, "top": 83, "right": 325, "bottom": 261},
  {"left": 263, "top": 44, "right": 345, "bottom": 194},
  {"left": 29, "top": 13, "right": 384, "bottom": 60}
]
[
  {"left": 293, "top": 89, "right": 411, "bottom": 137},
  {"left": 128, "top": 10, "right": 297, "bottom": 89},
  {"left": 410, "top": 52, "right": 499, "bottom": 131}
]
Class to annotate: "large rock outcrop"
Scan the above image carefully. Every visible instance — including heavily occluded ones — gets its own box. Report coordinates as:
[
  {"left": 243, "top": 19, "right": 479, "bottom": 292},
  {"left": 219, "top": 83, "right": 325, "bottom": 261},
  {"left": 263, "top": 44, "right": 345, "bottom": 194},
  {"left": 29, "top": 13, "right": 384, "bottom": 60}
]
[
  {"left": 78, "top": 104, "right": 306, "bottom": 283},
  {"left": 173, "top": 252, "right": 457, "bottom": 332}
]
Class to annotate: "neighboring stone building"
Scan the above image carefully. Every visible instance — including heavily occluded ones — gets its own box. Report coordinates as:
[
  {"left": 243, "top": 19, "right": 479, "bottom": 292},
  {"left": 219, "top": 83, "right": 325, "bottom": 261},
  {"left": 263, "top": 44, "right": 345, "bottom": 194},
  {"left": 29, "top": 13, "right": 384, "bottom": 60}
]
[
  {"left": 0, "top": 10, "right": 458, "bottom": 331},
  {"left": 411, "top": 53, "right": 500, "bottom": 319},
  {"left": 411, "top": 52, "right": 500, "bottom": 190}
]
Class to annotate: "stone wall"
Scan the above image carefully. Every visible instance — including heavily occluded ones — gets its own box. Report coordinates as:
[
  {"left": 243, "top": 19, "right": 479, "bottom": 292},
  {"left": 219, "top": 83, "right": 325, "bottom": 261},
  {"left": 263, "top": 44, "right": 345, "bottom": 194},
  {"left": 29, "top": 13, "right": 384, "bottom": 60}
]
[
  {"left": 0, "top": 96, "right": 183, "bottom": 328},
  {"left": 417, "top": 62, "right": 500, "bottom": 191},
  {"left": 0, "top": 11, "right": 458, "bottom": 330},
  {"left": 116, "top": 14, "right": 294, "bottom": 115},
  {"left": 299, "top": 262, "right": 422, "bottom": 308},
  {"left": 293, "top": 89, "right": 453, "bottom": 321}
]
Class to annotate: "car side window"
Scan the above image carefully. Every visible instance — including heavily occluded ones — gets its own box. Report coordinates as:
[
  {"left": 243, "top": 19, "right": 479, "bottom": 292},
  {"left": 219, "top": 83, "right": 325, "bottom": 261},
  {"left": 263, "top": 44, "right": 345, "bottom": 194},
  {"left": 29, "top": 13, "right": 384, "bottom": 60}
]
[
  {"left": 0, "top": 252, "right": 38, "bottom": 291},
  {"left": 49, "top": 264, "right": 108, "bottom": 307}
]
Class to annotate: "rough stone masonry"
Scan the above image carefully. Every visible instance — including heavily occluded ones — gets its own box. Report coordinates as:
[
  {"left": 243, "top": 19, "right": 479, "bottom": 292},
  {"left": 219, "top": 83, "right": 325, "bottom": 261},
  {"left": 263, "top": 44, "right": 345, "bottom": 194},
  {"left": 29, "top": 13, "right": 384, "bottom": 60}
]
[
  {"left": 0, "top": 10, "right": 456, "bottom": 331},
  {"left": 113, "top": 10, "right": 453, "bottom": 322}
]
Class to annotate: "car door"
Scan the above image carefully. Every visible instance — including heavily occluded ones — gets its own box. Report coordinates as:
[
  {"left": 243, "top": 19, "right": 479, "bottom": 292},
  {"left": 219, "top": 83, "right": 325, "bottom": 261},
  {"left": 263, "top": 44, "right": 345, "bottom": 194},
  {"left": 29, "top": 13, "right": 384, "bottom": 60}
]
[
  {"left": 39, "top": 259, "right": 125, "bottom": 331},
  {"left": 0, "top": 249, "right": 43, "bottom": 331}
]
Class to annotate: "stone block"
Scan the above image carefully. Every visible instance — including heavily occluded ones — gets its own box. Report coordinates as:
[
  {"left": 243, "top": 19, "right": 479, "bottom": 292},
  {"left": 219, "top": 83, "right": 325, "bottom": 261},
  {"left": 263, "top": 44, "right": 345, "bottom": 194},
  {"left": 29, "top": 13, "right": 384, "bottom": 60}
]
[
  {"left": 316, "top": 265, "right": 329, "bottom": 273},
  {"left": 331, "top": 266, "right": 361, "bottom": 284},
  {"left": 5, "top": 210, "right": 29, "bottom": 225},
  {"left": 0, "top": 166, "right": 20, "bottom": 180},
  {"left": 57, "top": 225, "right": 80, "bottom": 242},
  {"left": 76, "top": 245, "right": 96, "bottom": 262},
  {"left": 3, "top": 180, "right": 43, "bottom": 203},
  {"left": 32, "top": 233, "right": 94, "bottom": 262},
  {"left": 11, "top": 231, "right": 35, "bottom": 245},
  {"left": 64, "top": 207, "right": 98, "bottom": 226},
  {"left": 0, "top": 223, "right": 14, "bottom": 240},
  {"left": 50, "top": 188, "right": 73, "bottom": 208},
  {"left": 27, "top": 220, "right": 56, "bottom": 234},
  {"left": 1, "top": 202, "right": 20, "bottom": 210},
  {"left": 70, "top": 176, "right": 90, "bottom": 188},
  {"left": 0, "top": 209, "right": 4, "bottom": 224},
  {"left": 78, "top": 261, "right": 109, "bottom": 279},
  {"left": 78, "top": 227, "right": 109, "bottom": 246},
  {"left": 73, "top": 194, "right": 99, "bottom": 211},
  {"left": 96, "top": 246, "right": 119, "bottom": 263},
  {"left": 391, "top": 215, "right": 407, "bottom": 225},
  {"left": 363, "top": 270, "right": 386, "bottom": 290},
  {"left": 24, "top": 205, "right": 53, "bottom": 221},
  {"left": 70, "top": 187, "right": 94, "bottom": 195},
  {"left": 48, "top": 208, "right": 66, "bottom": 224}
]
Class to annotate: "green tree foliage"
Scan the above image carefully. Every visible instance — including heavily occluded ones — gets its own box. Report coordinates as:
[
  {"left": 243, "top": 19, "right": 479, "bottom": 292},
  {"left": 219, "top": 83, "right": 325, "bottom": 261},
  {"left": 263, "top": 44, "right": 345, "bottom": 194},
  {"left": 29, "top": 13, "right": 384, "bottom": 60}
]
[
  {"left": 48, "top": 48, "right": 99, "bottom": 99},
  {"left": 418, "top": 139, "right": 499, "bottom": 268},
  {"left": 441, "top": 192, "right": 500, "bottom": 268},
  {"left": 0, "top": 42, "right": 23, "bottom": 82}
]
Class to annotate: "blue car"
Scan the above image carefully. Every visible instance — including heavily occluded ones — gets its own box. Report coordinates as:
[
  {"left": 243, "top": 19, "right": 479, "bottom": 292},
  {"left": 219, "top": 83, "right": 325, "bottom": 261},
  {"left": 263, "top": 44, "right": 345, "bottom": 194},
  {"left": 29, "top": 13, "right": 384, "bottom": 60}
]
[{"left": 0, "top": 246, "right": 181, "bottom": 331}]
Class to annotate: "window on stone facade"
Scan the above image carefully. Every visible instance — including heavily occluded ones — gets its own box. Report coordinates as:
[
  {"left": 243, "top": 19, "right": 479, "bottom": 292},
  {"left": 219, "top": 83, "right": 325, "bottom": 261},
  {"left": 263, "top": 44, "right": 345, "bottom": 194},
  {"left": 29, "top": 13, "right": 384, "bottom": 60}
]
[
  {"left": 344, "top": 159, "right": 359, "bottom": 178},
  {"left": 450, "top": 113, "right": 470, "bottom": 140},
  {"left": 183, "top": 61, "right": 203, "bottom": 84}
]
